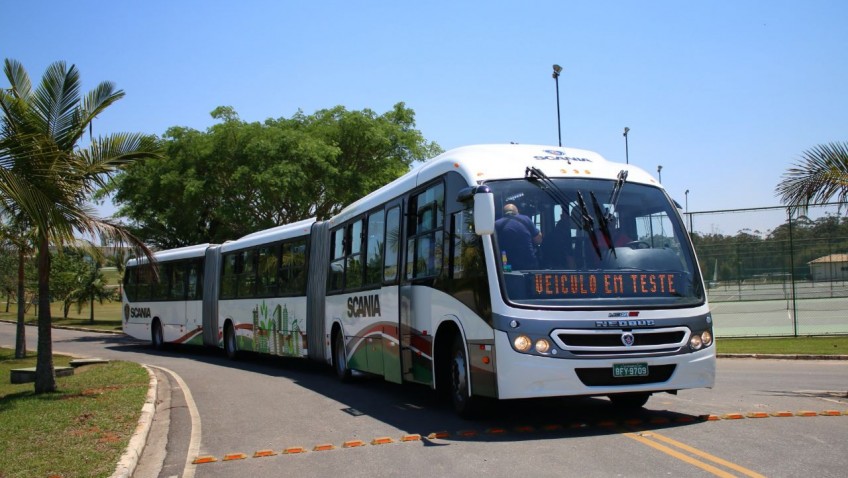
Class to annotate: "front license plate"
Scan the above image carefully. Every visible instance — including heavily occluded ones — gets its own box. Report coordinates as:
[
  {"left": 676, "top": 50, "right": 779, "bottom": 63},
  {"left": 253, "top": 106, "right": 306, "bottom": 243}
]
[{"left": 613, "top": 362, "right": 649, "bottom": 378}]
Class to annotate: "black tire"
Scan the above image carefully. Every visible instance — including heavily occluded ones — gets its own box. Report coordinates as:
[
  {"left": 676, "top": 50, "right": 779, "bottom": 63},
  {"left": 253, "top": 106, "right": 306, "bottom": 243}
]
[
  {"left": 449, "top": 336, "right": 478, "bottom": 418},
  {"left": 609, "top": 392, "right": 651, "bottom": 409},
  {"left": 151, "top": 320, "right": 164, "bottom": 350},
  {"left": 224, "top": 322, "right": 239, "bottom": 360},
  {"left": 333, "top": 330, "right": 352, "bottom": 382}
]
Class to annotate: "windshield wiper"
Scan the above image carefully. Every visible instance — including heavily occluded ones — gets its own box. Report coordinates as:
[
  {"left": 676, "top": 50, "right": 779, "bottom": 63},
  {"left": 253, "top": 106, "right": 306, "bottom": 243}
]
[
  {"left": 576, "top": 192, "right": 602, "bottom": 259},
  {"left": 607, "top": 170, "right": 628, "bottom": 223},
  {"left": 525, "top": 167, "right": 603, "bottom": 259},
  {"left": 525, "top": 167, "right": 574, "bottom": 212},
  {"left": 591, "top": 191, "right": 615, "bottom": 258}
]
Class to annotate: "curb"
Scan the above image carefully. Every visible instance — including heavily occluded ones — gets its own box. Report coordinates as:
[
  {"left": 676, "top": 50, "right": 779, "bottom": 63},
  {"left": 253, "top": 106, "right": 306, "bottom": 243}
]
[{"left": 110, "top": 364, "right": 158, "bottom": 478}]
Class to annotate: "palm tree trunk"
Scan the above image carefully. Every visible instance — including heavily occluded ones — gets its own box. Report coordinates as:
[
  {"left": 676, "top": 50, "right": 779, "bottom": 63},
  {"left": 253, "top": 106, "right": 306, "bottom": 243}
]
[
  {"left": 15, "top": 247, "right": 26, "bottom": 359},
  {"left": 35, "top": 237, "right": 56, "bottom": 394}
]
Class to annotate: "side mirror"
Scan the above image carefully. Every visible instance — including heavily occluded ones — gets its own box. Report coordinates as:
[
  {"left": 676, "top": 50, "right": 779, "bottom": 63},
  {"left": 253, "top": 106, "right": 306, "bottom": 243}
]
[{"left": 457, "top": 185, "right": 495, "bottom": 235}]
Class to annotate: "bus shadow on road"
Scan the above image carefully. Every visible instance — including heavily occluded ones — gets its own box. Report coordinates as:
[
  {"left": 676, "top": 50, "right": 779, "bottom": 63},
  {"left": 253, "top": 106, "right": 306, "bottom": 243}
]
[{"left": 99, "top": 338, "right": 706, "bottom": 442}]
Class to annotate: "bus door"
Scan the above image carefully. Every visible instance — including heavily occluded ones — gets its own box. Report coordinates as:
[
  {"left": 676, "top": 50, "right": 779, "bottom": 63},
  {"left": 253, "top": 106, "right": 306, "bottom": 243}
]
[
  {"left": 380, "top": 202, "right": 403, "bottom": 384},
  {"left": 399, "top": 181, "right": 445, "bottom": 387}
]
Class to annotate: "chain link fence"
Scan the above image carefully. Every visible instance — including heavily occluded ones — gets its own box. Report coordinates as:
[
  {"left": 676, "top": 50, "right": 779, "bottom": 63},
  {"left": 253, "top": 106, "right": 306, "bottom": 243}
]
[{"left": 686, "top": 202, "right": 848, "bottom": 337}]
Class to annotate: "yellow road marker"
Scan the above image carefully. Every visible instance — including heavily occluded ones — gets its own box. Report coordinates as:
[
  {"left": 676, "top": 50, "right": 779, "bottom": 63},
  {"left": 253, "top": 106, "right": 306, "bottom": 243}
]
[
  {"left": 371, "top": 437, "right": 394, "bottom": 445},
  {"left": 222, "top": 453, "right": 247, "bottom": 461},
  {"left": 342, "top": 440, "right": 366, "bottom": 448},
  {"left": 192, "top": 456, "right": 217, "bottom": 464},
  {"left": 427, "top": 431, "right": 450, "bottom": 439},
  {"left": 401, "top": 434, "right": 422, "bottom": 442},
  {"left": 313, "top": 444, "right": 336, "bottom": 451},
  {"left": 771, "top": 411, "right": 794, "bottom": 417},
  {"left": 253, "top": 450, "right": 277, "bottom": 458}
]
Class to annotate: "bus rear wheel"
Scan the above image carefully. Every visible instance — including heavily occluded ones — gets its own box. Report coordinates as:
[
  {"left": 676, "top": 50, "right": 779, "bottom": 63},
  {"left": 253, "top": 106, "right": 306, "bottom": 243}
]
[
  {"left": 224, "top": 322, "right": 239, "bottom": 360},
  {"left": 151, "top": 320, "right": 164, "bottom": 350},
  {"left": 333, "top": 330, "right": 352, "bottom": 382}
]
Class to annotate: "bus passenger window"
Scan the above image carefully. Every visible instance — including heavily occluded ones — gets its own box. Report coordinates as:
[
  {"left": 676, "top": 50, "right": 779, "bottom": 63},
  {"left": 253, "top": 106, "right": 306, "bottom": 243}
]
[
  {"left": 365, "top": 211, "right": 385, "bottom": 287},
  {"left": 384, "top": 207, "right": 400, "bottom": 283}
]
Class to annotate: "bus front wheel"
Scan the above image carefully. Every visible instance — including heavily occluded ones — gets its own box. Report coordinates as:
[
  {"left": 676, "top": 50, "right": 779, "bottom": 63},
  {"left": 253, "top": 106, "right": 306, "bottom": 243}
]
[
  {"left": 450, "top": 336, "right": 477, "bottom": 417},
  {"left": 151, "top": 320, "right": 164, "bottom": 350}
]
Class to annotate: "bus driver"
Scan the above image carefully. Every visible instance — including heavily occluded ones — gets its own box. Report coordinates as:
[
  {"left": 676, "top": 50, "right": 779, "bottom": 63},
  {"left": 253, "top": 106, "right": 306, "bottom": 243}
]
[{"left": 495, "top": 203, "right": 542, "bottom": 270}]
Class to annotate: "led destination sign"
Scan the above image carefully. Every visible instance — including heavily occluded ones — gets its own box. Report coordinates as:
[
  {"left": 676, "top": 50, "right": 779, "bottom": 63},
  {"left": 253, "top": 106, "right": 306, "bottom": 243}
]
[{"left": 532, "top": 272, "right": 683, "bottom": 298}]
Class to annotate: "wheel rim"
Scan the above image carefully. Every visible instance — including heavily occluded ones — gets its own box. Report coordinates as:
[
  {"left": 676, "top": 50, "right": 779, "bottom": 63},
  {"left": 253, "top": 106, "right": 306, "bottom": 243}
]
[{"left": 451, "top": 348, "right": 468, "bottom": 404}]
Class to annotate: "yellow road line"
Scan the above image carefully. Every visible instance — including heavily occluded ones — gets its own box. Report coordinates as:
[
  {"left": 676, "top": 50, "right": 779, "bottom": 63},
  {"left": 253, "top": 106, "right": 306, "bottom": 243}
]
[{"left": 624, "top": 431, "right": 766, "bottom": 478}]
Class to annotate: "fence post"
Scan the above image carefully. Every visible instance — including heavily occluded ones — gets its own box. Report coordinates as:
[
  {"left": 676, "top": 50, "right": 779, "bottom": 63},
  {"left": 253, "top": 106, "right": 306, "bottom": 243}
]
[{"left": 787, "top": 207, "right": 798, "bottom": 337}]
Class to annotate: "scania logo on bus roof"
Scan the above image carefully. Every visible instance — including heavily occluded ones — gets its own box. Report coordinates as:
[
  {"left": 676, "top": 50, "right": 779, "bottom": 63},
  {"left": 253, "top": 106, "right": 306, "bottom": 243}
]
[{"left": 533, "top": 150, "right": 592, "bottom": 162}]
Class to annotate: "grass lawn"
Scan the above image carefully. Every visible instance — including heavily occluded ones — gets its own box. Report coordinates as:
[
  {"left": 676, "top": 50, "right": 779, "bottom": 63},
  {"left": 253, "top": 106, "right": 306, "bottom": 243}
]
[
  {"left": 717, "top": 336, "right": 848, "bottom": 355},
  {"left": 0, "top": 300, "right": 123, "bottom": 333},
  {"left": 0, "top": 348, "right": 148, "bottom": 478}
]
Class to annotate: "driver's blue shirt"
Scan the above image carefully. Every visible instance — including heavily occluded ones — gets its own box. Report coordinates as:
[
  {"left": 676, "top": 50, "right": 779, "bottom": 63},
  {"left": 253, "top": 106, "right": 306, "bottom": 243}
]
[{"left": 495, "top": 214, "right": 540, "bottom": 270}]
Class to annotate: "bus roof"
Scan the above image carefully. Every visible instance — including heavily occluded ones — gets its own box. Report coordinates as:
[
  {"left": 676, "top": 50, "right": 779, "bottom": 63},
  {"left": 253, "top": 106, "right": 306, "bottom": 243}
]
[
  {"left": 330, "top": 144, "right": 659, "bottom": 225},
  {"left": 127, "top": 243, "right": 214, "bottom": 266},
  {"left": 221, "top": 217, "right": 316, "bottom": 253}
]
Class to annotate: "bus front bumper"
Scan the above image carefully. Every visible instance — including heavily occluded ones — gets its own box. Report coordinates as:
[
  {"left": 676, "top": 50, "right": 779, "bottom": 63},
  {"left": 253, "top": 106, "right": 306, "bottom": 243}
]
[{"left": 493, "top": 330, "right": 716, "bottom": 400}]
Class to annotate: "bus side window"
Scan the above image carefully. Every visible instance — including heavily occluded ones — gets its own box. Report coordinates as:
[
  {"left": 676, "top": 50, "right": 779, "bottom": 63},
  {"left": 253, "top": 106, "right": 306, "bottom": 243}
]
[
  {"left": 221, "top": 253, "right": 238, "bottom": 299},
  {"left": 365, "top": 210, "right": 385, "bottom": 287},
  {"left": 407, "top": 182, "right": 444, "bottom": 279},
  {"left": 238, "top": 250, "right": 257, "bottom": 298},
  {"left": 187, "top": 260, "right": 202, "bottom": 300},
  {"left": 328, "top": 228, "right": 345, "bottom": 292},
  {"left": 170, "top": 261, "right": 187, "bottom": 300},
  {"left": 384, "top": 207, "right": 400, "bottom": 283},
  {"left": 346, "top": 220, "right": 364, "bottom": 289},
  {"left": 258, "top": 245, "right": 279, "bottom": 297},
  {"left": 288, "top": 239, "right": 308, "bottom": 295}
]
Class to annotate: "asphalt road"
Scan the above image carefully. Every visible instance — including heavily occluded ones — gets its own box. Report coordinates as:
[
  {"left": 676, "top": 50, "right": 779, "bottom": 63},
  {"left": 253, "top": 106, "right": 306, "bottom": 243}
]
[{"left": 2, "top": 323, "right": 847, "bottom": 478}]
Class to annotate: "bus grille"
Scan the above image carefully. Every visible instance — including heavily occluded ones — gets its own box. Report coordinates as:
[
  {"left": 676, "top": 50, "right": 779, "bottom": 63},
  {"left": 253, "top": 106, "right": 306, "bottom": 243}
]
[
  {"left": 552, "top": 327, "right": 689, "bottom": 356},
  {"left": 575, "top": 364, "right": 676, "bottom": 386}
]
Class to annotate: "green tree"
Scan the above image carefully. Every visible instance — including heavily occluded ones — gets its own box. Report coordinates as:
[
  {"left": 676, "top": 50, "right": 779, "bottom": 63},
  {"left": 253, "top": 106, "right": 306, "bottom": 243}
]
[
  {"left": 67, "top": 260, "right": 110, "bottom": 323},
  {"left": 110, "top": 103, "right": 442, "bottom": 247},
  {"left": 0, "top": 59, "right": 158, "bottom": 393},
  {"left": 50, "top": 249, "right": 91, "bottom": 319},
  {"left": 776, "top": 142, "right": 848, "bottom": 209}
]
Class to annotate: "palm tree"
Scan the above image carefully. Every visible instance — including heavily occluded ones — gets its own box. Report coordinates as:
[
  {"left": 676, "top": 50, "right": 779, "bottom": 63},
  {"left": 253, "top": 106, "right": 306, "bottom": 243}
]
[
  {"left": 0, "top": 59, "right": 158, "bottom": 393},
  {"left": 776, "top": 142, "right": 848, "bottom": 210}
]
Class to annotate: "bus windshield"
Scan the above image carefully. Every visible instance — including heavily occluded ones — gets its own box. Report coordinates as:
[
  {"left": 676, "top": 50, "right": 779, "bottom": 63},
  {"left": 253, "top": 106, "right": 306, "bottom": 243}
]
[{"left": 488, "top": 176, "right": 704, "bottom": 308}]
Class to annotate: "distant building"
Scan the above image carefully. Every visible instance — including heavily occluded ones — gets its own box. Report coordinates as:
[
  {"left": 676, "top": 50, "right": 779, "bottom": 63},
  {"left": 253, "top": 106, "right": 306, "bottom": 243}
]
[{"left": 808, "top": 253, "right": 848, "bottom": 281}]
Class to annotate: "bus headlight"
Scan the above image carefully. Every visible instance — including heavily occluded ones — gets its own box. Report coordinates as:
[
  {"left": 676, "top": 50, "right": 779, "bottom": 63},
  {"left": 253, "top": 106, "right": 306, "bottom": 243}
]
[
  {"left": 513, "top": 335, "right": 532, "bottom": 353},
  {"left": 689, "top": 334, "right": 703, "bottom": 350},
  {"left": 535, "top": 339, "right": 551, "bottom": 354},
  {"left": 701, "top": 331, "right": 713, "bottom": 347}
]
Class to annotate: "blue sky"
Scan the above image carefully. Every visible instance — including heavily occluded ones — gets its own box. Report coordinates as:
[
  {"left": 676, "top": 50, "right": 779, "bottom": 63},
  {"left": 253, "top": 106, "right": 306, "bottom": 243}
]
[{"left": 3, "top": 1, "right": 846, "bottom": 234}]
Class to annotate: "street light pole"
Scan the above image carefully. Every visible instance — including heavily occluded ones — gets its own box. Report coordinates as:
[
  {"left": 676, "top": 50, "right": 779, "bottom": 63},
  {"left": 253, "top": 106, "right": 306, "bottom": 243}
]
[
  {"left": 657, "top": 165, "right": 663, "bottom": 183},
  {"left": 552, "top": 64, "right": 563, "bottom": 147},
  {"left": 623, "top": 127, "right": 630, "bottom": 164},
  {"left": 685, "top": 189, "right": 689, "bottom": 213}
]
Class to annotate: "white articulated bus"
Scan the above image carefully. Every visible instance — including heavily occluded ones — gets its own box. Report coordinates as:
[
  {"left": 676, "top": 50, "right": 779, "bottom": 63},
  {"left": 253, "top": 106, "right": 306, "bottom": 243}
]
[{"left": 123, "top": 144, "right": 715, "bottom": 415}]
